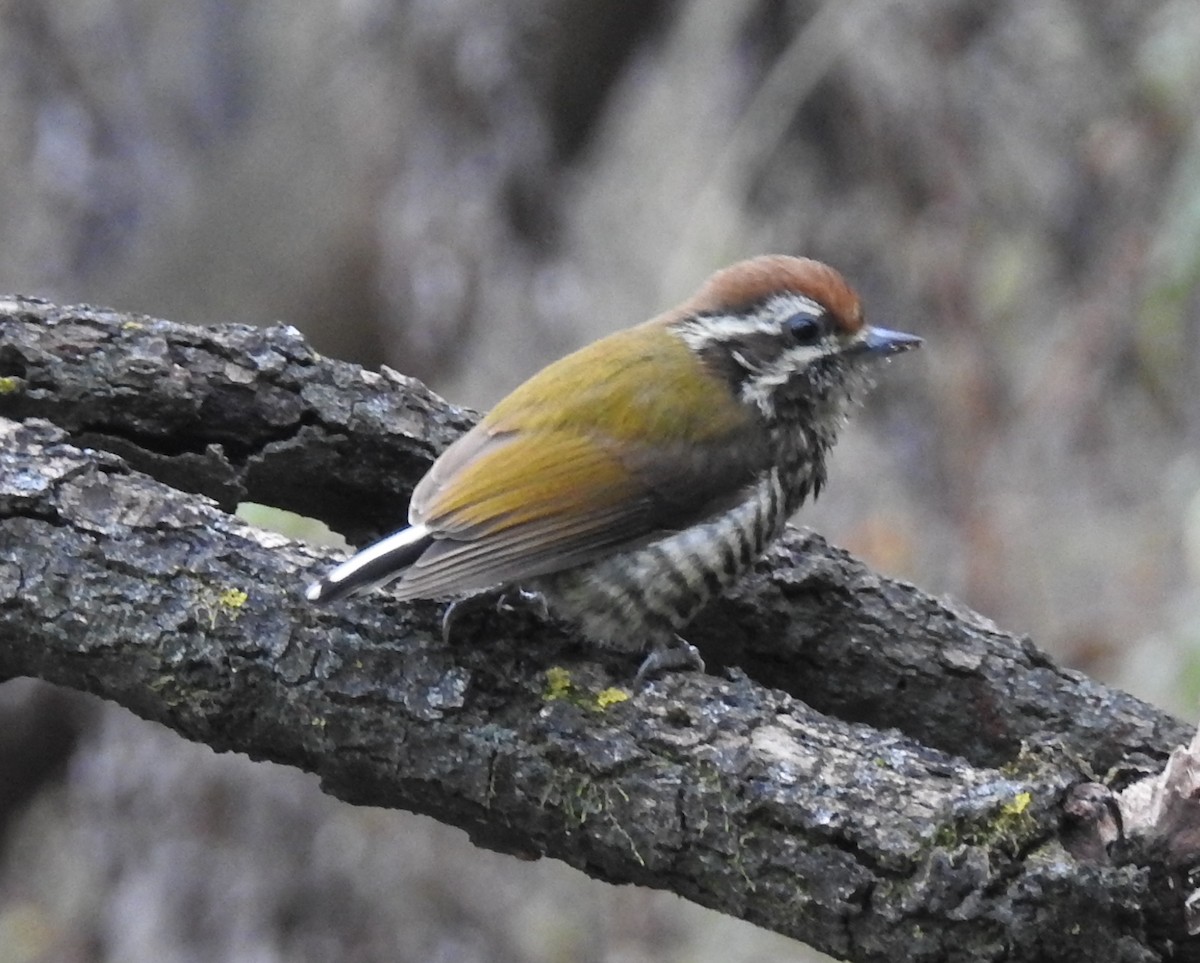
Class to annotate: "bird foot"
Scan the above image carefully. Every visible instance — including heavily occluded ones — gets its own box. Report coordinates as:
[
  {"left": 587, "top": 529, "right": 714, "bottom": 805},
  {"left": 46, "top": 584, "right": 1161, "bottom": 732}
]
[
  {"left": 441, "top": 588, "right": 548, "bottom": 644},
  {"left": 634, "top": 635, "right": 706, "bottom": 686}
]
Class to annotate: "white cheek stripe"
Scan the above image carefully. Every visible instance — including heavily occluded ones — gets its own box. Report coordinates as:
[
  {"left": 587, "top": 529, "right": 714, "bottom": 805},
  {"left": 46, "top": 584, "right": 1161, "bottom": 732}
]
[
  {"left": 676, "top": 314, "right": 776, "bottom": 352},
  {"left": 672, "top": 294, "right": 870, "bottom": 419},
  {"left": 739, "top": 329, "right": 871, "bottom": 417},
  {"left": 674, "top": 292, "right": 826, "bottom": 353},
  {"left": 739, "top": 345, "right": 824, "bottom": 418}
]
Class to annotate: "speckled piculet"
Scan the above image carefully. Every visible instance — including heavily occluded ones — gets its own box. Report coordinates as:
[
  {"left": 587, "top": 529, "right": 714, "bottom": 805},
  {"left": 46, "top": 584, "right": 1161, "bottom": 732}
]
[{"left": 307, "top": 255, "right": 921, "bottom": 679}]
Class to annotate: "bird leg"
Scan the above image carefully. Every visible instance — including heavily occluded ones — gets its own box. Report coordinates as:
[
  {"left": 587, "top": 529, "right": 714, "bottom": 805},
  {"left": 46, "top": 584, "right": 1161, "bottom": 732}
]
[{"left": 443, "top": 592, "right": 703, "bottom": 685}]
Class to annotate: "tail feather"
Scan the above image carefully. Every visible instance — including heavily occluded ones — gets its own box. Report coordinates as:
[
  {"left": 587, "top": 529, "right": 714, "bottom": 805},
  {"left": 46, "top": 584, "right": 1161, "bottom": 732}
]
[{"left": 306, "top": 524, "right": 434, "bottom": 604}]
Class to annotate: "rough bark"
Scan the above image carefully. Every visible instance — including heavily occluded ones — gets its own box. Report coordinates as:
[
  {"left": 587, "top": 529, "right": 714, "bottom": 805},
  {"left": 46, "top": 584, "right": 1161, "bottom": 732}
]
[{"left": 0, "top": 296, "right": 1194, "bottom": 962}]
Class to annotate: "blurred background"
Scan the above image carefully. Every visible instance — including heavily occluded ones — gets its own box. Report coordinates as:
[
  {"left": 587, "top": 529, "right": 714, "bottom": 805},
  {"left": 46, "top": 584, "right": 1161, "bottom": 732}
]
[{"left": 2, "top": 0, "right": 1200, "bottom": 960}]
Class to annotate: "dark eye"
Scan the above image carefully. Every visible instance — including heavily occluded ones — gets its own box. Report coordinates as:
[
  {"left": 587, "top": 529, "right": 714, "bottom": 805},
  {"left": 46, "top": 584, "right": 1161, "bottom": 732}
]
[{"left": 784, "top": 311, "right": 826, "bottom": 346}]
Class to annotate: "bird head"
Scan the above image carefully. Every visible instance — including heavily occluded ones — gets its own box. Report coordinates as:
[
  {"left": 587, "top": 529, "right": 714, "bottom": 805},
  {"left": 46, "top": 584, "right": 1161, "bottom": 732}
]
[{"left": 672, "top": 256, "right": 921, "bottom": 425}]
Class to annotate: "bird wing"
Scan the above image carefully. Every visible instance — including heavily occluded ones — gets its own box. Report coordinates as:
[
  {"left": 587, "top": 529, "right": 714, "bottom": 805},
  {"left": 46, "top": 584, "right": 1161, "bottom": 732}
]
[
  {"left": 392, "top": 421, "right": 764, "bottom": 599},
  {"left": 390, "top": 320, "right": 771, "bottom": 599}
]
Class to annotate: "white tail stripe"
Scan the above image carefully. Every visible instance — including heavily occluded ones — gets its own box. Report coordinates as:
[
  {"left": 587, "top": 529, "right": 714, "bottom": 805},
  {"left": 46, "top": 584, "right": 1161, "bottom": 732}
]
[{"left": 305, "top": 524, "right": 431, "bottom": 600}]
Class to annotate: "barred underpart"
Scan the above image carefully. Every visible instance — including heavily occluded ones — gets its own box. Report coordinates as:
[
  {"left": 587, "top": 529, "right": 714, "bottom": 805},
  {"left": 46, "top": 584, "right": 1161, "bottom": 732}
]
[{"left": 535, "top": 470, "right": 790, "bottom": 652}]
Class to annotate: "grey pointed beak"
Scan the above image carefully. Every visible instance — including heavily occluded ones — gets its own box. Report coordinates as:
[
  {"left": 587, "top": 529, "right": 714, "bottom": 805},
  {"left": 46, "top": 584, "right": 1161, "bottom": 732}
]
[{"left": 858, "top": 326, "right": 922, "bottom": 357}]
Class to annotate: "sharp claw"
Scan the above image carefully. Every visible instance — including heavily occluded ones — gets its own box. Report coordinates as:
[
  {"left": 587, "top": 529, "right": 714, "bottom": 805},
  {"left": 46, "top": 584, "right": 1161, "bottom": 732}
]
[
  {"left": 441, "top": 592, "right": 493, "bottom": 643},
  {"left": 509, "top": 588, "right": 550, "bottom": 621},
  {"left": 440, "top": 596, "right": 475, "bottom": 645},
  {"left": 634, "top": 636, "right": 706, "bottom": 686}
]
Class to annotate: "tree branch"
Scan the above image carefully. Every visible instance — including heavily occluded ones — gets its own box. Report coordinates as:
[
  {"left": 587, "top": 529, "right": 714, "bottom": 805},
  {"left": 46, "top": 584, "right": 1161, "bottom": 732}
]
[{"left": 0, "top": 296, "right": 1192, "bottom": 961}]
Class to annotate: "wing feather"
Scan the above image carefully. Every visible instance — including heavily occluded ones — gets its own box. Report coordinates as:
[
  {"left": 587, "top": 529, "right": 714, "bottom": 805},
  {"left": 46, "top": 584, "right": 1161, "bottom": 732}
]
[
  {"left": 393, "top": 430, "right": 655, "bottom": 598},
  {"left": 392, "top": 325, "right": 773, "bottom": 598},
  {"left": 394, "top": 502, "right": 648, "bottom": 598}
]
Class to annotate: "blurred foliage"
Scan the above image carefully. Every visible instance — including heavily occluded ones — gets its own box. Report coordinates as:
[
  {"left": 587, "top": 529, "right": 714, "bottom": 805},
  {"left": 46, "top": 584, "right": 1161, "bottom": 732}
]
[
  {"left": 2, "top": 0, "right": 1199, "bottom": 960},
  {"left": 236, "top": 502, "right": 345, "bottom": 548}
]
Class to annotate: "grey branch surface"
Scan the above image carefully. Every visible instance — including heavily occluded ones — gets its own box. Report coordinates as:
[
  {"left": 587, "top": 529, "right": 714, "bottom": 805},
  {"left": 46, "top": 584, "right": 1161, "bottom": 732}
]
[{"left": 0, "top": 296, "right": 1193, "bottom": 962}]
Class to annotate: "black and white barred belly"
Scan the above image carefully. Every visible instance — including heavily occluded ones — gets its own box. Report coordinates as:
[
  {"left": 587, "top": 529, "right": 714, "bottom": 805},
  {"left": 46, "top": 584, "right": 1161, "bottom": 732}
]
[{"left": 534, "top": 470, "right": 794, "bottom": 652}]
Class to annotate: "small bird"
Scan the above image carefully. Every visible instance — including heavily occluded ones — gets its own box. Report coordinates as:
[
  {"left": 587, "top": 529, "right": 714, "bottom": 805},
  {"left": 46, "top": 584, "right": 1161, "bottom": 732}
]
[{"left": 307, "top": 255, "right": 921, "bottom": 680}]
